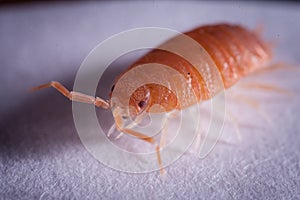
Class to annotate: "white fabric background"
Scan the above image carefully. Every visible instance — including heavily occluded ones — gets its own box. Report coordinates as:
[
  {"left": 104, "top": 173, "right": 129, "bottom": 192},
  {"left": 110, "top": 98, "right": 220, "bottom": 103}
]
[{"left": 0, "top": 1, "right": 299, "bottom": 199}]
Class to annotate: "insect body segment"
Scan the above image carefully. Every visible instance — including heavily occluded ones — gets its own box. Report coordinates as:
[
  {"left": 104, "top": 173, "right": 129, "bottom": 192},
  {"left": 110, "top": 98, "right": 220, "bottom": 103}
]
[{"left": 185, "top": 24, "right": 272, "bottom": 88}]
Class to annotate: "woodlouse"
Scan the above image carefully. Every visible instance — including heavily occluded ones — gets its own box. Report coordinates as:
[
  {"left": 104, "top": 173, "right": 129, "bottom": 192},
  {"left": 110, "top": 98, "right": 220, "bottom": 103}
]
[{"left": 32, "top": 23, "right": 273, "bottom": 174}]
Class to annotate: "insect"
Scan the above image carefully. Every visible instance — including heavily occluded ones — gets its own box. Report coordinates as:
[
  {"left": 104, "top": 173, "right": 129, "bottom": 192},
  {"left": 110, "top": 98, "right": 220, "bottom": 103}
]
[{"left": 32, "top": 23, "right": 273, "bottom": 174}]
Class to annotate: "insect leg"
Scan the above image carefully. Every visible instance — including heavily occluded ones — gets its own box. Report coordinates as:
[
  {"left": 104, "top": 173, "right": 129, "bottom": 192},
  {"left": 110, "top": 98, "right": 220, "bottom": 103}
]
[
  {"left": 251, "top": 63, "right": 299, "bottom": 76},
  {"left": 239, "top": 82, "right": 293, "bottom": 95},
  {"left": 31, "top": 81, "right": 110, "bottom": 109},
  {"left": 107, "top": 123, "right": 116, "bottom": 137},
  {"left": 160, "top": 119, "right": 168, "bottom": 149},
  {"left": 227, "top": 111, "right": 242, "bottom": 141},
  {"left": 159, "top": 110, "right": 180, "bottom": 149},
  {"left": 114, "top": 122, "right": 165, "bottom": 175},
  {"left": 114, "top": 132, "right": 124, "bottom": 140},
  {"left": 230, "top": 94, "right": 273, "bottom": 126}
]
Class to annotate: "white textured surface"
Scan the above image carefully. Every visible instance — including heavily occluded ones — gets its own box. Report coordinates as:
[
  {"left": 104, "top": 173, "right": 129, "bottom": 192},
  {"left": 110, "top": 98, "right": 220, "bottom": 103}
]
[{"left": 0, "top": 1, "right": 300, "bottom": 199}]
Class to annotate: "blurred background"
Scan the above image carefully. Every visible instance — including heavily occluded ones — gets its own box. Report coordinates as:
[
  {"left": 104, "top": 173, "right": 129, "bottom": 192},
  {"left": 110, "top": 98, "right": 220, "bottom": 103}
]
[{"left": 0, "top": 1, "right": 299, "bottom": 199}]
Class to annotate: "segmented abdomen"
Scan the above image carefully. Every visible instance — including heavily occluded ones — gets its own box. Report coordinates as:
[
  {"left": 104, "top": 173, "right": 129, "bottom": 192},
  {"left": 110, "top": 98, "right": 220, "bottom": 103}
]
[
  {"left": 117, "top": 24, "right": 272, "bottom": 113},
  {"left": 186, "top": 24, "right": 272, "bottom": 88}
]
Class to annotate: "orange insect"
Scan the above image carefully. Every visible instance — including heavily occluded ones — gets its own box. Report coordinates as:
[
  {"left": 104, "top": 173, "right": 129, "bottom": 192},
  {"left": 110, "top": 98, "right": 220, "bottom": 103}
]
[{"left": 32, "top": 23, "right": 272, "bottom": 174}]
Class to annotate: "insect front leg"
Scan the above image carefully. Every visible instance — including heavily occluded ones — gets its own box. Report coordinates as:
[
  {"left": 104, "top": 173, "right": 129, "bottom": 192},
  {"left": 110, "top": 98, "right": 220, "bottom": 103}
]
[
  {"left": 160, "top": 109, "right": 180, "bottom": 149},
  {"left": 119, "top": 127, "right": 165, "bottom": 175},
  {"left": 31, "top": 81, "right": 110, "bottom": 109},
  {"left": 113, "top": 114, "right": 165, "bottom": 175}
]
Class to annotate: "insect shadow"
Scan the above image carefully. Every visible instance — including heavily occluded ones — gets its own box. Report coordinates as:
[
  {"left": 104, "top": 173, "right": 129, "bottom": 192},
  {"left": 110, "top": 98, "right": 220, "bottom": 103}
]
[
  {"left": 0, "top": 58, "right": 129, "bottom": 161},
  {"left": 0, "top": 80, "right": 78, "bottom": 160},
  {"left": 0, "top": 63, "right": 292, "bottom": 162}
]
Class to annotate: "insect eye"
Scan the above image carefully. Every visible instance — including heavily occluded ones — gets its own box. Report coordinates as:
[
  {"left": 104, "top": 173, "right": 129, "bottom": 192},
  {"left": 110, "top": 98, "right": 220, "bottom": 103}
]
[
  {"left": 111, "top": 84, "right": 115, "bottom": 92},
  {"left": 138, "top": 101, "right": 146, "bottom": 108}
]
